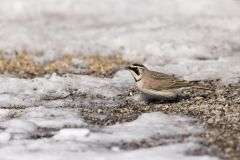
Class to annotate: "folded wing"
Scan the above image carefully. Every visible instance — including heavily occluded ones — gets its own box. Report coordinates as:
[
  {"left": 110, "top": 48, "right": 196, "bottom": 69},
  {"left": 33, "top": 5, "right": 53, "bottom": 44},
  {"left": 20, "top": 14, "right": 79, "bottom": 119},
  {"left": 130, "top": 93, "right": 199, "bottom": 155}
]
[{"left": 148, "top": 71, "right": 193, "bottom": 90}]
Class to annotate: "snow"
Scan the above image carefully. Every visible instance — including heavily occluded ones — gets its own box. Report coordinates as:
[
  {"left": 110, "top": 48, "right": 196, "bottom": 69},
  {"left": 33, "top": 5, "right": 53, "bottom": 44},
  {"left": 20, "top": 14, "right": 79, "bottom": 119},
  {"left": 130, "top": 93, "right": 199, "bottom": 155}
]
[
  {"left": 107, "top": 143, "right": 217, "bottom": 160},
  {"left": 0, "top": 142, "right": 217, "bottom": 160},
  {"left": 52, "top": 112, "right": 202, "bottom": 143},
  {"left": 0, "top": 112, "right": 216, "bottom": 160},
  {"left": 53, "top": 128, "right": 90, "bottom": 140},
  {"left": 22, "top": 106, "right": 85, "bottom": 128},
  {"left": 0, "top": 0, "right": 239, "bottom": 82},
  {"left": 0, "top": 72, "right": 134, "bottom": 107},
  {"left": 90, "top": 112, "right": 201, "bottom": 142},
  {"left": 4, "top": 119, "right": 37, "bottom": 133},
  {"left": 0, "top": 132, "right": 11, "bottom": 143},
  {"left": 0, "top": 0, "right": 240, "bottom": 159},
  {"left": 0, "top": 141, "right": 217, "bottom": 160},
  {"left": 0, "top": 119, "right": 38, "bottom": 140},
  {"left": 0, "top": 109, "right": 11, "bottom": 119}
]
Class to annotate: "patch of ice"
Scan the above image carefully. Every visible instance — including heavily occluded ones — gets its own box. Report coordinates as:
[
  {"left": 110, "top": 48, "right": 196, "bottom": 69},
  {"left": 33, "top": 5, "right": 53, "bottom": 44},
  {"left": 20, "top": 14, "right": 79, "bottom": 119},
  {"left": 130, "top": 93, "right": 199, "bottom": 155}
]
[
  {"left": 107, "top": 143, "right": 218, "bottom": 160},
  {"left": 0, "top": 109, "right": 11, "bottom": 119},
  {"left": 22, "top": 106, "right": 85, "bottom": 129},
  {"left": 0, "top": 141, "right": 218, "bottom": 160},
  {"left": 3, "top": 119, "right": 37, "bottom": 134},
  {"left": 0, "top": 72, "right": 133, "bottom": 108},
  {"left": 0, "top": 119, "right": 37, "bottom": 140},
  {"left": 53, "top": 128, "right": 90, "bottom": 141},
  {"left": 0, "top": 132, "right": 11, "bottom": 143},
  {"left": 51, "top": 112, "right": 202, "bottom": 143},
  {"left": 86, "top": 112, "right": 202, "bottom": 142},
  {"left": 0, "top": 112, "right": 217, "bottom": 160}
]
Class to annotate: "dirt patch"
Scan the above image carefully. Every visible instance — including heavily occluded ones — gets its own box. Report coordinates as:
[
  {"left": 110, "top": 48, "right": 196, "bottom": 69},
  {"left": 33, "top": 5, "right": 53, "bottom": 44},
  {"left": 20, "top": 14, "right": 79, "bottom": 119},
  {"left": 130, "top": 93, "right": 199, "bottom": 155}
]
[
  {"left": 82, "top": 55, "right": 132, "bottom": 77},
  {"left": 0, "top": 52, "right": 72, "bottom": 78},
  {"left": 111, "top": 134, "right": 193, "bottom": 150},
  {"left": 74, "top": 82, "right": 240, "bottom": 160},
  {"left": 0, "top": 52, "right": 132, "bottom": 78}
]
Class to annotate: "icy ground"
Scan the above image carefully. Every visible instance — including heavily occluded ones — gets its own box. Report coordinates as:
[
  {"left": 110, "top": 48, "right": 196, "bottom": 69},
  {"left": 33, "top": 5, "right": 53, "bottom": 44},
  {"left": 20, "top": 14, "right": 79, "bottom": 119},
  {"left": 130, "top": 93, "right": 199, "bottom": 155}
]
[
  {"left": 0, "top": 0, "right": 240, "bottom": 159},
  {"left": 0, "top": 72, "right": 218, "bottom": 160},
  {"left": 0, "top": 107, "right": 216, "bottom": 160}
]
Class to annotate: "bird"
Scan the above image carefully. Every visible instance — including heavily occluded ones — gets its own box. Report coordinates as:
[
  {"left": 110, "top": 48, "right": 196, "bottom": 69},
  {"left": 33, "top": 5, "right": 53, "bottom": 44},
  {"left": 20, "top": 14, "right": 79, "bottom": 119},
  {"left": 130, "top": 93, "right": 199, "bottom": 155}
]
[{"left": 126, "top": 63, "right": 209, "bottom": 100}]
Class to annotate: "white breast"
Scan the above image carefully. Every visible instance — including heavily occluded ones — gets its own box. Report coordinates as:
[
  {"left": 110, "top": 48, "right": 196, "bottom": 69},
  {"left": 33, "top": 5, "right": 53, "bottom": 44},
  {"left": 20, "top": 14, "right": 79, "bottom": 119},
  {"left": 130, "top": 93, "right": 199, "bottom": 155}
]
[{"left": 136, "top": 81, "right": 179, "bottom": 99}]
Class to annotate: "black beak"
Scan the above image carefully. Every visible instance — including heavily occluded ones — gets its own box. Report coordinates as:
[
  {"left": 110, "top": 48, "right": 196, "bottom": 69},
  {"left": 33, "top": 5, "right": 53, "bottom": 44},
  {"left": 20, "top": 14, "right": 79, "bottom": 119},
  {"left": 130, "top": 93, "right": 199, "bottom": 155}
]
[{"left": 125, "top": 66, "right": 131, "bottom": 70}]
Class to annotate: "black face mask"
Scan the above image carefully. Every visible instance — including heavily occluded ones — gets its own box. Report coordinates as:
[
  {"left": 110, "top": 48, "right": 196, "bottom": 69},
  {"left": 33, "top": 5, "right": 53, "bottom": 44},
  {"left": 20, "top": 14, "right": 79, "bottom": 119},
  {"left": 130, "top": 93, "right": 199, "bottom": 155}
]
[{"left": 131, "top": 67, "right": 140, "bottom": 76}]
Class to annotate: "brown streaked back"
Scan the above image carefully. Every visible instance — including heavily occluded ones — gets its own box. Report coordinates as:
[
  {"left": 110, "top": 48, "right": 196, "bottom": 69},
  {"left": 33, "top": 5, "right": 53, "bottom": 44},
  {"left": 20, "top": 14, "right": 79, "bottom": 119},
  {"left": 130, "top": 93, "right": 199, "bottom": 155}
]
[{"left": 142, "top": 70, "right": 193, "bottom": 90}]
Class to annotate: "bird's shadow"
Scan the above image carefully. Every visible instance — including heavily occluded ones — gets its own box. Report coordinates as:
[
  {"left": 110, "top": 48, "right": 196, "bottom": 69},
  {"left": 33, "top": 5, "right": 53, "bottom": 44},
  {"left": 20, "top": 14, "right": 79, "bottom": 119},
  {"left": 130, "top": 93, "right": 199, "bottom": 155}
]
[{"left": 140, "top": 94, "right": 190, "bottom": 104}]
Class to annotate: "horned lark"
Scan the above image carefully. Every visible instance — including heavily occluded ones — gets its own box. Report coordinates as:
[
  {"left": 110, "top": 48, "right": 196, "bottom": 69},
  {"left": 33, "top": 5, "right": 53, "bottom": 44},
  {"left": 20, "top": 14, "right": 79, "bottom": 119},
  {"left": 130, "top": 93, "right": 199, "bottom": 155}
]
[{"left": 126, "top": 63, "right": 209, "bottom": 99}]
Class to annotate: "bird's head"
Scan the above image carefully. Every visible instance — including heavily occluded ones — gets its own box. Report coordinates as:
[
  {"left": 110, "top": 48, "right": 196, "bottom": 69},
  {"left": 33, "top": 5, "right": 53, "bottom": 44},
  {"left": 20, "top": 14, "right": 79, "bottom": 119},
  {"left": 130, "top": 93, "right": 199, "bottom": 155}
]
[{"left": 126, "top": 63, "right": 147, "bottom": 82}]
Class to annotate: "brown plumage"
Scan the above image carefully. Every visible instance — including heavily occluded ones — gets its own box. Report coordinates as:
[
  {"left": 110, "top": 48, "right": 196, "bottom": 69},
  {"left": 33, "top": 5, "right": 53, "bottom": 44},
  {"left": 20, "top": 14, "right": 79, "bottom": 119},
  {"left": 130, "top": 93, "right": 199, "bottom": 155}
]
[
  {"left": 126, "top": 64, "right": 209, "bottom": 99},
  {"left": 142, "top": 70, "right": 208, "bottom": 90}
]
